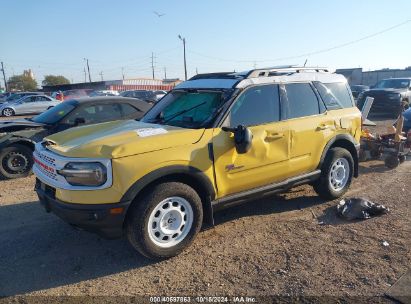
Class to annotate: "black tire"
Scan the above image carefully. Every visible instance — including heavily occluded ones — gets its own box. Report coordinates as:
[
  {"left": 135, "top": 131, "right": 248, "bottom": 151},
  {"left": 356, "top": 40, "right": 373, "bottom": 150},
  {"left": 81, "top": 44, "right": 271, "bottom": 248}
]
[
  {"left": 126, "top": 182, "right": 203, "bottom": 259},
  {"left": 0, "top": 144, "right": 34, "bottom": 180},
  {"left": 385, "top": 155, "right": 400, "bottom": 169},
  {"left": 313, "top": 147, "right": 354, "bottom": 200},
  {"left": 2, "top": 108, "right": 15, "bottom": 117}
]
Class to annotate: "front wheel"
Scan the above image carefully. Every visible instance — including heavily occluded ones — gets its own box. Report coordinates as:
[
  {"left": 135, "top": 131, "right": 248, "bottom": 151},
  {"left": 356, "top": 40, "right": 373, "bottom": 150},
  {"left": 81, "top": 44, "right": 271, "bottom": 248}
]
[
  {"left": 0, "top": 144, "right": 34, "bottom": 180},
  {"left": 313, "top": 147, "right": 354, "bottom": 200},
  {"left": 2, "top": 108, "right": 15, "bottom": 117},
  {"left": 126, "top": 182, "right": 203, "bottom": 259}
]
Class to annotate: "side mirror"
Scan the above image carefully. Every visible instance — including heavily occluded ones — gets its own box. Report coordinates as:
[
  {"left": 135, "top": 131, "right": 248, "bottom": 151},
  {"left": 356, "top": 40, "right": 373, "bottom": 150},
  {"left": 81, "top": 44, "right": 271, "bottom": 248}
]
[
  {"left": 222, "top": 125, "right": 253, "bottom": 154},
  {"left": 74, "top": 117, "right": 86, "bottom": 126}
]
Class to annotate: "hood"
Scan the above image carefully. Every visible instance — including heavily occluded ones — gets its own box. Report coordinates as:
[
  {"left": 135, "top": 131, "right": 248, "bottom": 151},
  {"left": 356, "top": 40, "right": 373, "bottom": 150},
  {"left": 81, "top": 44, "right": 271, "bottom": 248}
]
[
  {"left": 0, "top": 118, "right": 46, "bottom": 132},
  {"left": 44, "top": 120, "right": 205, "bottom": 158}
]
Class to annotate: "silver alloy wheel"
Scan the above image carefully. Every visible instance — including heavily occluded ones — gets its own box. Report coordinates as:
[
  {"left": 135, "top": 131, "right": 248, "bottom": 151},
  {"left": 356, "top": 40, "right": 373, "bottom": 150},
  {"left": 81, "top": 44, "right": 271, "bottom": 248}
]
[
  {"left": 2, "top": 108, "right": 14, "bottom": 117},
  {"left": 329, "top": 158, "right": 350, "bottom": 192},
  {"left": 147, "top": 196, "right": 194, "bottom": 248}
]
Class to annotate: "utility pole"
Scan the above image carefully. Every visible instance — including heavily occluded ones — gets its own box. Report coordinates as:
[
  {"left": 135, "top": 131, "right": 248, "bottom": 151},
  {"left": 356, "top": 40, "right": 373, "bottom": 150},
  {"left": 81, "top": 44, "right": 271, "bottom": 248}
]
[
  {"left": 99, "top": 71, "right": 104, "bottom": 81},
  {"left": 196, "top": 67, "right": 198, "bottom": 75},
  {"left": 121, "top": 67, "right": 125, "bottom": 80},
  {"left": 164, "top": 67, "right": 167, "bottom": 79},
  {"left": 1, "top": 62, "right": 8, "bottom": 92},
  {"left": 178, "top": 35, "right": 187, "bottom": 80},
  {"left": 83, "top": 67, "right": 87, "bottom": 83},
  {"left": 84, "top": 58, "right": 91, "bottom": 82},
  {"left": 151, "top": 52, "right": 155, "bottom": 80}
]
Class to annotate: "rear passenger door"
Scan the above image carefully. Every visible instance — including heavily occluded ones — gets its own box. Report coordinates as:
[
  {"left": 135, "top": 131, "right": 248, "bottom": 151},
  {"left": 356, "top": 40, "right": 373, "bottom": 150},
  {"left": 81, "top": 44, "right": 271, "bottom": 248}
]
[{"left": 282, "top": 82, "right": 334, "bottom": 176}]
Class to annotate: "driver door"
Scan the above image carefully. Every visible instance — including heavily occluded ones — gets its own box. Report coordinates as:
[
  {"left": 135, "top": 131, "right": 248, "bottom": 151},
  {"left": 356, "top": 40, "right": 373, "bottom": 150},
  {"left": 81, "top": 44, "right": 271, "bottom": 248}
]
[{"left": 212, "top": 84, "right": 290, "bottom": 197}]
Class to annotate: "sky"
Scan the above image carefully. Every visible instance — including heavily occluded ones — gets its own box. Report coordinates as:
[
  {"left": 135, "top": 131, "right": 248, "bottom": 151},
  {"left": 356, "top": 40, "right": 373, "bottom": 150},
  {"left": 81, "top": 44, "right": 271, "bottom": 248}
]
[{"left": 1, "top": 0, "right": 411, "bottom": 87}]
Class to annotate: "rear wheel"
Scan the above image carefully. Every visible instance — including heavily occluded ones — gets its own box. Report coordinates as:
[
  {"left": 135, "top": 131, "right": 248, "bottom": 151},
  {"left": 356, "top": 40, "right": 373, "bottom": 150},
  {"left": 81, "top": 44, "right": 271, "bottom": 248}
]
[
  {"left": 126, "top": 182, "right": 203, "bottom": 259},
  {"left": 2, "top": 108, "right": 15, "bottom": 117},
  {"left": 0, "top": 144, "right": 34, "bottom": 180},
  {"left": 313, "top": 147, "right": 354, "bottom": 200}
]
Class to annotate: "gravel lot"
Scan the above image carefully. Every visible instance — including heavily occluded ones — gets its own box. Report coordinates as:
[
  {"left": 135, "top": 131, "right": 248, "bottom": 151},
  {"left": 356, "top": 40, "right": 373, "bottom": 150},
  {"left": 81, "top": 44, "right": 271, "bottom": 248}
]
[{"left": 0, "top": 117, "right": 409, "bottom": 301}]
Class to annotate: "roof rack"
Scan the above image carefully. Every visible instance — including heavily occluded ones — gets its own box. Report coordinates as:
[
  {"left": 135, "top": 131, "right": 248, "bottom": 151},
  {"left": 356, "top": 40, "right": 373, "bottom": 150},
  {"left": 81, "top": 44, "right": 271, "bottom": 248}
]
[
  {"left": 245, "top": 65, "right": 331, "bottom": 78},
  {"left": 189, "top": 72, "right": 242, "bottom": 81}
]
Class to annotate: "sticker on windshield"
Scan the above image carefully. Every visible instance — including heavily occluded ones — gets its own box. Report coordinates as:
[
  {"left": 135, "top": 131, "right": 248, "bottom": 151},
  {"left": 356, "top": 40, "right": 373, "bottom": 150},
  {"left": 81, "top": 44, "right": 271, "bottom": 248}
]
[{"left": 135, "top": 128, "right": 168, "bottom": 137}]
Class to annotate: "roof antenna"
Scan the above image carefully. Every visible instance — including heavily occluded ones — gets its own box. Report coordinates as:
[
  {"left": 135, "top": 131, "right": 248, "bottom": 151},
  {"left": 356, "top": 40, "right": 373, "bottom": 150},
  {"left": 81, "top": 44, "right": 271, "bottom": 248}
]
[{"left": 303, "top": 59, "right": 308, "bottom": 67}]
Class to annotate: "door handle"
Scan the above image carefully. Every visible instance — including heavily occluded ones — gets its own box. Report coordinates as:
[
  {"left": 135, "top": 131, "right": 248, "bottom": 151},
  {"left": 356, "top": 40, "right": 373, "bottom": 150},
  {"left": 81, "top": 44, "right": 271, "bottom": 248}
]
[{"left": 265, "top": 132, "right": 284, "bottom": 141}]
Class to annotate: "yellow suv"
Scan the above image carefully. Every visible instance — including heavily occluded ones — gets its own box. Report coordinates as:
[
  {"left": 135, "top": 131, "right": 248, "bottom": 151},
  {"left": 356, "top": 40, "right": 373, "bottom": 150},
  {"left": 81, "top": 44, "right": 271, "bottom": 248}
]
[{"left": 33, "top": 66, "right": 361, "bottom": 259}]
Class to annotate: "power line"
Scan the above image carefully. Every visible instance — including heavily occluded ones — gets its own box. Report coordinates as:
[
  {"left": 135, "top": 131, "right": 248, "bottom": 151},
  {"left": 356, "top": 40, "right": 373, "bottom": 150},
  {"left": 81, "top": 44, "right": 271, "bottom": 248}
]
[{"left": 189, "top": 19, "right": 411, "bottom": 63}]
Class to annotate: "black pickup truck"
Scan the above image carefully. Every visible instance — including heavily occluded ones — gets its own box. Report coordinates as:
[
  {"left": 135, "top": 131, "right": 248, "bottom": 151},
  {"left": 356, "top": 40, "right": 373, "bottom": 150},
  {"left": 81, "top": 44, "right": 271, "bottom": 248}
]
[{"left": 357, "top": 78, "right": 411, "bottom": 118}]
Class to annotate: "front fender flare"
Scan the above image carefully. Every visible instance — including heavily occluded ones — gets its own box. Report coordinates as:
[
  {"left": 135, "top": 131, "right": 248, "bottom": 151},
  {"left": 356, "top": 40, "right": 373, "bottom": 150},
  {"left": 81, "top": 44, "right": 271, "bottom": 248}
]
[{"left": 120, "top": 165, "right": 216, "bottom": 227}]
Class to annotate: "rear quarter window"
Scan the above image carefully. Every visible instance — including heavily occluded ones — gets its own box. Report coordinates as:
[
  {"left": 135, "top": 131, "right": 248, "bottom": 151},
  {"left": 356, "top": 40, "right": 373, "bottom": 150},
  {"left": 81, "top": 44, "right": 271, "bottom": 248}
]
[{"left": 313, "top": 82, "right": 354, "bottom": 110}]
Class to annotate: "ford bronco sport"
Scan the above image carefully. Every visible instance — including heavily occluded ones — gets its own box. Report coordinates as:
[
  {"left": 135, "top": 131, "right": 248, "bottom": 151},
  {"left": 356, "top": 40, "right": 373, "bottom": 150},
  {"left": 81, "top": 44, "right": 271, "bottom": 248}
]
[{"left": 34, "top": 66, "right": 361, "bottom": 259}]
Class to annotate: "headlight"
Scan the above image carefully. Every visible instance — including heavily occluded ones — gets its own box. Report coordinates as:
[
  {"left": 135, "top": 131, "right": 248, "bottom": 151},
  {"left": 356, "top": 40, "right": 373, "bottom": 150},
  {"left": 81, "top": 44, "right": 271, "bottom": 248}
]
[{"left": 57, "top": 162, "right": 107, "bottom": 186}]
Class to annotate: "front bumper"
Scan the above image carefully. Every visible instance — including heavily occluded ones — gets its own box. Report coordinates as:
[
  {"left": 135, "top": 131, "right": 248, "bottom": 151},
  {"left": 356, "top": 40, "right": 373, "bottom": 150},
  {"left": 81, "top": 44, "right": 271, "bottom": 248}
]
[{"left": 35, "top": 179, "right": 131, "bottom": 239}]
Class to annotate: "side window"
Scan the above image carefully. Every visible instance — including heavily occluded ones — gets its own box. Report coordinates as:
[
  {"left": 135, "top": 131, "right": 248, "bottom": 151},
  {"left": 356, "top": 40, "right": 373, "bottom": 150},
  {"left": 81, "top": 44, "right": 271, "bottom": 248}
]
[
  {"left": 65, "top": 104, "right": 122, "bottom": 124},
  {"left": 284, "top": 83, "right": 320, "bottom": 119},
  {"left": 228, "top": 84, "right": 280, "bottom": 127},
  {"left": 120, "top": 103, "right": 140, "bottom": 117},
  {"left": 313, "top": 82, "right": 354, "bottom": 110}
]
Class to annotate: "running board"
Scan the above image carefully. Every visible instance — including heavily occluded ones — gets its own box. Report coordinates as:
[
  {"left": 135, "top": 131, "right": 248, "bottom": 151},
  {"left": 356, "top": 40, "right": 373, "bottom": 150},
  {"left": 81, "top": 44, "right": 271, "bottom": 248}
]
[{"left": 212, "top": 170, "right": 321, "bottom": 211}]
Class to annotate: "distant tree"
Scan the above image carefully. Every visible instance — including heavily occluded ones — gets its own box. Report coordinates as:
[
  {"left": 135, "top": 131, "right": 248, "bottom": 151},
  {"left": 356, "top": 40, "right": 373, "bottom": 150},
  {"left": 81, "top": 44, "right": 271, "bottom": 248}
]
[
  {"left": 7, "top": 74, "right": 38, "bottom": 91},
  {"left": 42, "top": 75, "right": 70, "bottom": 86}
]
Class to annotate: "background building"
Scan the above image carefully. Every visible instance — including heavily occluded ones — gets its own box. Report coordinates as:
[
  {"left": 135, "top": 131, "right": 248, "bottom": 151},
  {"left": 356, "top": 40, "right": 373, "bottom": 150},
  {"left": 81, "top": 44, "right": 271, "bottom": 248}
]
[
  {"left": 42, "top": 78, "right": 181, "bottom": 93},
  {"left": 336, "top": 67, "right": 411, "bottom": 86}
]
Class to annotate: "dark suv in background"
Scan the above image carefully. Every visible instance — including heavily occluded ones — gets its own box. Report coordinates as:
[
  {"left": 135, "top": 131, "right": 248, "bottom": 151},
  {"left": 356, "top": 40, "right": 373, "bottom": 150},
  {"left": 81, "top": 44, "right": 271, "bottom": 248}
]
[
  {"left": 357, "top": 78, "right": 411, "bottom": 118},
  {"left": 120, "top": 90, "right": 157, "bottom": 103}
]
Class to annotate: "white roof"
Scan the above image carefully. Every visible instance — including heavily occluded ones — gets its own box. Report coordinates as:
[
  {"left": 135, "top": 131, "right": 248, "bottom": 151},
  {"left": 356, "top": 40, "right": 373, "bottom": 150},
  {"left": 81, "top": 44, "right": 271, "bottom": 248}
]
[{"left": 236, "top": 72, "right": 347, "bottom": 89}]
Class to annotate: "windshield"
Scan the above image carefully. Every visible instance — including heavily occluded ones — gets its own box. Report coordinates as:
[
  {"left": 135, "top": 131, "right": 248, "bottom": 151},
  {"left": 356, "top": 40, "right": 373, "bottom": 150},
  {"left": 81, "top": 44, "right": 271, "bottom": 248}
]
[
  {"left": 32, "top": 101, "right": 76, "bottom": 124},
  {"left": 142, "top": 89, "right": 231, "bottom": 128},
  {"left": 375, "top": 79, "right": 410, "bottom": 89}
]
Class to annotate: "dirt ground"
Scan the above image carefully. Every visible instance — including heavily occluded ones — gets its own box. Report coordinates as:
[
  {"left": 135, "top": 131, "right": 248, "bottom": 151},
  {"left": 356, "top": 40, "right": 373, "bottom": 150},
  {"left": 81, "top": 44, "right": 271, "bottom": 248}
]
[{"left": 0, "top": 117, "right": 410, "bottom": 301}]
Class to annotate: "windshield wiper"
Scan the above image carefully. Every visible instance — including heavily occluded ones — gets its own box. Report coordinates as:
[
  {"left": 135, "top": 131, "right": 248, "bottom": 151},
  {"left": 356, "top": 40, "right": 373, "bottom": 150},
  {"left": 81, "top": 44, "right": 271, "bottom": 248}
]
[{"left": 163, "top": 101, "right": 207, "bottom": 123}]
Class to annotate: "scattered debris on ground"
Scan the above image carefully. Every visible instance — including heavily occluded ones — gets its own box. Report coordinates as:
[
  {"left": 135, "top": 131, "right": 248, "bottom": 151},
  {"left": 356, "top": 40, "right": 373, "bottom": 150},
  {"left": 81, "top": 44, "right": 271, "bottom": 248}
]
[{"left": 337, "top": 198, "right": 389, "bottom": 220}]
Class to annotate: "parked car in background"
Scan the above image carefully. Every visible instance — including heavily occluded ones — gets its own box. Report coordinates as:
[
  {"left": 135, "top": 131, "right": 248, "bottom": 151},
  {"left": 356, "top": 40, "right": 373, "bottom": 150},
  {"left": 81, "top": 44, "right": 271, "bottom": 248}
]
[
  {"left": 0, "top": 95, "right": 59, "bottom": 117},
  {"left": 120, "top": 90, "right": 157, "bottom": 103},
  {"left": 0, "top": 96, "right": 152, "bottom": 179},
  {"left": 0, "top": 91, "right": 43, "bottom": 105},
  {"left": 357, "top": 78, "right": 411, "bottom": 118},
  {"left": 89, "top": 90, "right": 119, "bottom": 97},
  {"left": 62, "top": 89, "right": 93, "bottom": 100},
  {"left": 153, "top": 90, "right": 168, "bottom": 100},
  {"left": 350, "top": 85, "right": 369, "bottom": 100},
  {"left": 0, "top": 92, "right": 13, "bottom": 102}
]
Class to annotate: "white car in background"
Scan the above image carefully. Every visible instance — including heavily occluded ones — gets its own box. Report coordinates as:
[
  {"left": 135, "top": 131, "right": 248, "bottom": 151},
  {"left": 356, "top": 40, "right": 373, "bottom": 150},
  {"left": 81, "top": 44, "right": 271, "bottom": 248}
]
[
  {"left": 153, "top": 90, "right": 168, "bottom": 101},
  {"left": 0, "top": 95, "right": 60, "bottom": 117}
]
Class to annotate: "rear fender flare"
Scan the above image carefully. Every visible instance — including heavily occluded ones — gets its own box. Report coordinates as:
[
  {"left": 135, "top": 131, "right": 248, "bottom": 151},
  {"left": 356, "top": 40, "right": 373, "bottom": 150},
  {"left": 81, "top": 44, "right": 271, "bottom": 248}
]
[{"left": 318, "top": 134, "right": 360, "bottom": 177}]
